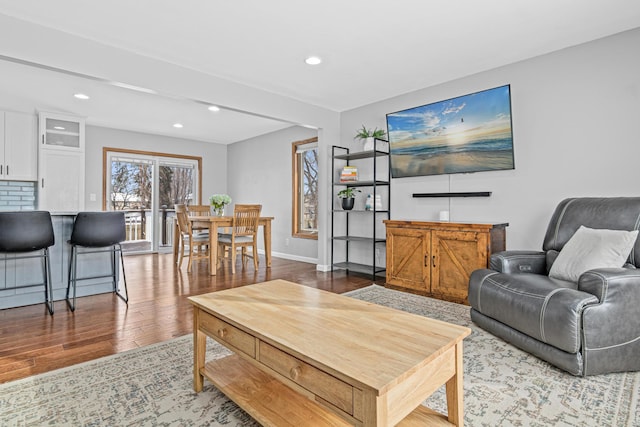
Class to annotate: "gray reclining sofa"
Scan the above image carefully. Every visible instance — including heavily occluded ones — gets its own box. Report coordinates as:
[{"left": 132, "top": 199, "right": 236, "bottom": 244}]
[{"left": 468, "top": 197, "right": 640, "bottom": 376}]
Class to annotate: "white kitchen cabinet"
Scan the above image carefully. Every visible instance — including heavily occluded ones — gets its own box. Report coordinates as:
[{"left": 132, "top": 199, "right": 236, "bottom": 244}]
[
  {"left": 38, "top": 112, "right": 85, "bottom": 211},
  {"left": 0, "top": 111, "right": 37, "bottom": 181},
  {"left": 38, "top": 150, "right": 85, "bottom": 211}
]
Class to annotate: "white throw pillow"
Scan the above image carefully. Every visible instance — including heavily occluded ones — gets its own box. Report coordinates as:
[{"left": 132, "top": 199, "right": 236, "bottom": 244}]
[{"left": 549, "top": 226, "right": 639, "bottom": 282}]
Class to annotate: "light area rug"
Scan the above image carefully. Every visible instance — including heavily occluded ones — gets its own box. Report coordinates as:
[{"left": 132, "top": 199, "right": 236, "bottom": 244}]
[{"left": 1, "top": 284, "right": 638, "bottom": 426}]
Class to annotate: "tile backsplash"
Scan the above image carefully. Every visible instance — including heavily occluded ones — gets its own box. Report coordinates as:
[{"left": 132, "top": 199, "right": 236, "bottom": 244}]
[{"left": 0, "top": 181, "right": 37, "bottom": 211}]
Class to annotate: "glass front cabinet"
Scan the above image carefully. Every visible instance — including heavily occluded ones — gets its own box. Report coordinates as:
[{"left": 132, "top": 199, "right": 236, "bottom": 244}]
[{"left": 39, "top": 112, "right": 85, "bottom": 151}]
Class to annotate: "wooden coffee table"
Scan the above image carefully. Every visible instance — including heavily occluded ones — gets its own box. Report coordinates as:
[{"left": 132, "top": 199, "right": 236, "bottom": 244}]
[{"left": 189, "top": 280, "right": 471, "bottom": 426}]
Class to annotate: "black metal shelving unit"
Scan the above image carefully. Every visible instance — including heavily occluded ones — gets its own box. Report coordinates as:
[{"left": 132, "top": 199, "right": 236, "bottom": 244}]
[{"left": 331, "top": 139, "right": 390, "bottom": 280}]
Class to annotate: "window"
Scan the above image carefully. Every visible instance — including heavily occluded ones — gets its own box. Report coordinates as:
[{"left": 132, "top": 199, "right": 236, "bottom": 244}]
[{"left": 292, "top": 137, "right": 318, "bottom": 239}]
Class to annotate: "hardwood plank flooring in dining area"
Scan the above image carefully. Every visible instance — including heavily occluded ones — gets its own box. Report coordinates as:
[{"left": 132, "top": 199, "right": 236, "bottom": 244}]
[{"left": 0, "top": 254, "right": 372, "bottom": 384}]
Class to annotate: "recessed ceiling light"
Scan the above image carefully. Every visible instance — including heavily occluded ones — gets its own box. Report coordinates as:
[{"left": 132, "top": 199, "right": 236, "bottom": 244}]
[
  {"left": 208, "top": 105, "right": 220, "bottom": 112},
  {"left": 54, "top": 126, "right": 65, "bottom": 130},
  {"left": 305, "top": 56, "right": 322, "bottom": 65},
  {"left": 74, "top": 93, "right": 90, "bottom": 100},
  {"left": 173, "top": 123, "right": 183, "bottom": 128}
]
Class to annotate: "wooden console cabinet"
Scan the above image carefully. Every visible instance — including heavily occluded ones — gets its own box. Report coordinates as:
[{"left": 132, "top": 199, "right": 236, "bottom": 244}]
[{"left": 384, "top": 220, "right": 507, "bottom": 304}]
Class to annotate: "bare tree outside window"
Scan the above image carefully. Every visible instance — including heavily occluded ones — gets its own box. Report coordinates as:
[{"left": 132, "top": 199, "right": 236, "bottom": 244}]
[
  {"left": 110, "top": 160, "right": 194, "bottom": 210},
  {"left": 159, "top": 165, "right": 193, "bottom": 207},
  {"left": 135, "top": 163, "right": 152, "bottom": 209},
  {"left": 302, "top": 148, "right": 318, "bottom": 230},
  {"left": 110, "top": 160, "right": 152, "bottom": 210},
  {"left": 111, "top": 161, "right": 134, "bottom": 210},
  {"left": 292, "top": 137, "right": 318, "bottom": 239}
]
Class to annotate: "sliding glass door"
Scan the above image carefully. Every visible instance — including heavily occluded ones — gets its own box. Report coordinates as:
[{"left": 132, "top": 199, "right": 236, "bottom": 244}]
[
  {"left": 107, "top": 151, "right": 199, "bottom": 253},
  {"left": 157, "top": 160, "right": 197, "bottom": 251}
]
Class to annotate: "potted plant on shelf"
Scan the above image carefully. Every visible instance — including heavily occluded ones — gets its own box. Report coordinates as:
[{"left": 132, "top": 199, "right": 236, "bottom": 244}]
[
  {"left": 209, "top": 194, "right": 232, "bottom": 216},
  {"left": 337, "top": 188, "right": 360, "bottom": 210},
  {"left": 355, "top": 125, "right": 387, "bottom": 151}
]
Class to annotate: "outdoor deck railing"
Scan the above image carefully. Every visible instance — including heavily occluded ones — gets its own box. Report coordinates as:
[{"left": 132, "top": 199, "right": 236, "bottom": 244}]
[{"left": 122, "top": 207, "right": 176, "bottom": 250}]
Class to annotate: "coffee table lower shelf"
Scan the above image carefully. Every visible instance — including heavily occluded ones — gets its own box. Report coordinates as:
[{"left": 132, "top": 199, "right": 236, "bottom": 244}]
[{"left": 203, "top": 354, "right": 453, "bottom": 427}]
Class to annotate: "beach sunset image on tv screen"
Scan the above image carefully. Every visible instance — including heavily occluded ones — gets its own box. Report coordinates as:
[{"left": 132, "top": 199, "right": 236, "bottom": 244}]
[{"left": 386, "top": 85, "right": 514, "bottom": 178}]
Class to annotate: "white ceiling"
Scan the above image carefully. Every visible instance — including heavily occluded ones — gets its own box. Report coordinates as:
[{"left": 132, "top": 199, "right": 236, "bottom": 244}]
[
  {"left": 0, "top": 0, "right": 639, "bottom": 144},
  {"left": 0, "top": 57, "right": 293, "bottom": 144}
]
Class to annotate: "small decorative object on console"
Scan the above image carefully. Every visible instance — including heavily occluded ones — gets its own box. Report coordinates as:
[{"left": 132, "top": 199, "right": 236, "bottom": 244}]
[{"left": 365, "top": 194, "right": 374, "bottom": 210}]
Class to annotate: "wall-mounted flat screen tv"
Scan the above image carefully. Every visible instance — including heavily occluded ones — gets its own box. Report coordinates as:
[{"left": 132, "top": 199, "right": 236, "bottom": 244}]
[{"left": 386, "top": 84, "right": 514, "bottom": 178}]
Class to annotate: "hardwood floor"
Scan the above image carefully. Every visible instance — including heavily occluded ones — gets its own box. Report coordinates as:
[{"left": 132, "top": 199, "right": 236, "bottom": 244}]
[{"left": 0, "top": 253, "right": 373, "bottom": 384}]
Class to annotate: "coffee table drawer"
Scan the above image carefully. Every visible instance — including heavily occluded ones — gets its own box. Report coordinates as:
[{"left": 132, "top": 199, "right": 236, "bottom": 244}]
[
  {"left": 259, "top": 341, "right": 353, "bottom": 414},
  {"left": 199, "top": 311, "right": 256, "bottom": 358}
]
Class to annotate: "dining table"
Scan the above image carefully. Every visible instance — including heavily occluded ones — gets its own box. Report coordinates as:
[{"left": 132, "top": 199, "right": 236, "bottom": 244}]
[{"left": 173, "top": 215, "right": 274, "bottom": 275}]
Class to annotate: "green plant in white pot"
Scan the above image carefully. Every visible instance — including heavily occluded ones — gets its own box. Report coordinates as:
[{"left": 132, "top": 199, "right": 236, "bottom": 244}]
[
  {"left": 337, "top": 188, "right": 360, "bottom": 210},
  {"left": 355, "top": 125, "right": 387, "bottom": 151}
]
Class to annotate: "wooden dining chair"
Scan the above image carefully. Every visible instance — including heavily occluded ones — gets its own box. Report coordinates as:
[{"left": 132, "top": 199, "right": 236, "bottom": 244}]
[
  {"left": 187, "top": 204, "right": 211, "bottom": 245},
  {"left": 187, "top": 204, "right": 212, "bottom": 217},
  {"left": 217, "top": 204, "right": 262, "bottom": 274},
  {"left": 187, "top": 203, "right": 234, "bottom": 257},
  {"left": 175, "top": 204, "right": 209, "bottom": 272}
]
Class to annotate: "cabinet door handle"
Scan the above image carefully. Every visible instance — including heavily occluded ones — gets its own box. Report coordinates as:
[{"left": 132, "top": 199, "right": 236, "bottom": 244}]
[
  {"left": 0, "top": 165, "right": 2, "bottom": 175},
  {"left": 424, "top": 254, "right": 428, "bottom": 267},
  {"left": 42, "top": 178, "right": 45, "bottom": 188},
  {"left": 290, "top": 366, "right": 301, "bottom": 380},
  {"left": 432, "top": 255, "right": 436, "bottom": 268}
]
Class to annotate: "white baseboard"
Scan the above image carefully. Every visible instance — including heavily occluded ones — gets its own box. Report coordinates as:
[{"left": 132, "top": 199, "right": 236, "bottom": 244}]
[{"left": 258, "top": 249, "right": 317, "bottom": 265}]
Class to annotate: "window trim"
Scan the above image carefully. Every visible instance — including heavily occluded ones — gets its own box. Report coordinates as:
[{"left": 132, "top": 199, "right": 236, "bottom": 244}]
[{"left": 291, "top": 137, "right": 318, "bottom": 240}]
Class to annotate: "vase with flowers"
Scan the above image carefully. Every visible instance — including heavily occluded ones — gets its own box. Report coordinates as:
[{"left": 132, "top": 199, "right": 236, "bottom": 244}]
[{"left": 209, "top": 194, "right": 232, "bottom": 216}]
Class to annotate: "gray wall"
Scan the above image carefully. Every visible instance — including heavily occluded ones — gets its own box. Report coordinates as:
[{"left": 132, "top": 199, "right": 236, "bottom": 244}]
[
  {"left": 340, "top": 28, "right": 640, "bottom": 251},
  {"left": 84, "top": 125, "right": 228, "bottom": 211},
  {"left": 3, "top": 27, "right": 638, "bottom": 265},
  {"left": 227, "top": 126, "right": 318, "bottom": 262}
]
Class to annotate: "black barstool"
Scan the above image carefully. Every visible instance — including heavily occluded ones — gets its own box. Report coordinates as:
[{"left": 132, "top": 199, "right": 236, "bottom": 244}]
[
  {"left": 0, "top": 211, "right": 55, "bottom": 315},
  {"left": 66, "top": 211, "right": 129, "bottom": 311}
]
